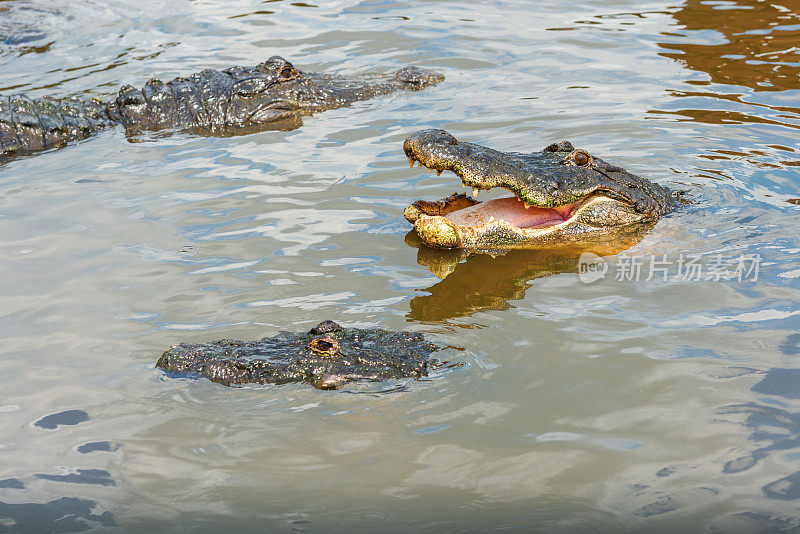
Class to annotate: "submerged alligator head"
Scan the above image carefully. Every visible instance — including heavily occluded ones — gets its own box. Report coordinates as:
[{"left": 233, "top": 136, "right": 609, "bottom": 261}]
[
  {"left": 156, "top": 320, "right": 447, "bottom": 390},
  {"left": 403, "top": 129, "right": 676, "bottom": 250},
  {"left": 111, "top": 56, "right": 444, "bottom": 132},
  {"left": 0, "top": 57, "right": 443, "bottom": 163}
]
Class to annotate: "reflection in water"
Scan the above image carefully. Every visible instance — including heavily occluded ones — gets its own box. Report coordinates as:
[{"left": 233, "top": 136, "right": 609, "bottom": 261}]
[
  {"left": 405, "top": 231, "right": 646, "bottom": 324},
  {"left": 721, "top": 401, "right": 800, "bottom": 498},
  {"left": 408, "top": 247, "right": 575, "bottom": 324},
  {"left": 653, "top": 0, "right": 800, "bottom": 133},
  {"left": 659, "top": 0, "right": 800, "bottom": 92},
  {"left": 0, "top": 1, "right": 59, "bottom": 56},
  {"left": 721, "top": 402, "right": 797, "bottom": 475},
  {"left": 720, "top": 348, "right": 800, "bottom": 501}
]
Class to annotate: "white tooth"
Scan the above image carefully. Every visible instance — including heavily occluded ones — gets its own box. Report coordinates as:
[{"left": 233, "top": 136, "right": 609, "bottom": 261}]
[
  {"left": 472, "top": 188, "right": 479, "bottom": 197},
  {"left": 488, "top": 216, "right": 495, "bottom": 222},
  {"left": 524, "top": 204, "right": 531, "bottom": 209}
]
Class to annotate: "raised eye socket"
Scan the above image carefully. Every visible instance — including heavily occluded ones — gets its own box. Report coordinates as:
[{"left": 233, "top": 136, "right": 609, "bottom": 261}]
[
  {"left": 572, "top": 150, "right": 591, "bottom": 166},
  {"left": 279, "top": 66, "right": 297, "bottom": 78},
  {"left": 308, "top": 336, "right": 340, "bottom": 356}
]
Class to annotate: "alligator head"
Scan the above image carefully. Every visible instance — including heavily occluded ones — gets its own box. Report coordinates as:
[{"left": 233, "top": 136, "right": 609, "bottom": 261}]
[
  {"left": 115, "top": 56, "right": 444, "bottom": 132},
  {"left": 403, "top": 129, "right": 676, "bottom": 250},
  {"left": 222, "top": 56, "right": 444, "bottom": 128},
  {"left": 156, "top": 320, "right": 447, "bottom": 390}
]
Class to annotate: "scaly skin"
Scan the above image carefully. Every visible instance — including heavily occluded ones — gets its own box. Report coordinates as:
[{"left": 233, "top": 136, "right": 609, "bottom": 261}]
[
  {"left": 156, "top": 320, "right": 446, "bottom": 390},
  {"left": 0, "top": 57, "right": 443, "bottom": 164},
  {"left": 403, "top": 129, "right": 676, "bottom": 251}
]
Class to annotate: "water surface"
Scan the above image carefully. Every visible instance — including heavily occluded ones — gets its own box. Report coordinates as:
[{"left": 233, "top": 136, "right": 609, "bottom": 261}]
[{"left": 2, "top": 0, "right": 800, "bottom": 532}]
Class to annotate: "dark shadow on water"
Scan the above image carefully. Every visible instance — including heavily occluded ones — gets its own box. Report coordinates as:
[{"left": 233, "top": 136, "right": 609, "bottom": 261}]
[
  {"left": 76, "top": 441, "right": 121, "bottom": 454},
  {"left": 751, "top": 368, "right": 800, "bottom": 399},
  {"left": 779, "top": 334, "right": 800, "bottom": 355},
  {"left": 0, "top": 479, "right": 24, "bottom": 490},
  {"left": 33, "top": 410, "right": 89, "bottom": 430},
  {"left": 721, "top": 354, "right": 800, "bottom": 500},
  {"left": 719, "top": 402, "right": 797, "bottom": 476},
  {"left": 0, "top": 497, "right": 115, "bottom": 533},
  {"left": 35, "top": 469, "right": 115, "bottom": 487}
]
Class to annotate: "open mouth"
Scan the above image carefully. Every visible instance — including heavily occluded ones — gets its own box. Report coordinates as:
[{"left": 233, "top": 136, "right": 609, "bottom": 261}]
[
  {"left": 441, "top": 195, "right": 584, "bottom": 230},
  {"left": 404, "top": 152, "right": 591, "bottom": 235},
  {"left": 401, "top": 129, "right": 676, "bottom": 250}
]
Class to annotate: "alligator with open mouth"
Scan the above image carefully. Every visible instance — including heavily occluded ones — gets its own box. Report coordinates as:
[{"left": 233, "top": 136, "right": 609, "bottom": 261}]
[
  {"left": 0, "top": 57, "right": 443, "bottom": 164},
  {"left": 403, "top": 129, "right": 676, "bottom": 250},
  {"left": 156, "top": 320, "right": 450, "bottom": 390}
]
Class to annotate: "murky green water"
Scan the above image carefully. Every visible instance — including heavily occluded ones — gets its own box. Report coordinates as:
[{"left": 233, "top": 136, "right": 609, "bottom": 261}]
[{"left": 2, "top": 0, "right": 800, "bottom": 532}]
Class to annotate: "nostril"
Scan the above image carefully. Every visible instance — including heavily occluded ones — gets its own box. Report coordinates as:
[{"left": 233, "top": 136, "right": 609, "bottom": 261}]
[{"left": 316, "top": 374, "right": 346, "bottom": 390}]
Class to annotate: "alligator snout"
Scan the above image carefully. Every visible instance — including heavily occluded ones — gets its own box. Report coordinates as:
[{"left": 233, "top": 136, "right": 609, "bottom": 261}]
[
  {"left": 404, "top": 129, "right": 458, "bottom": 161},
  {"left": 315, "top": 374, "right": 349, "bottom": 390},
  {"left": 394, "top": 66, "right": 445, "bottom": 88}
]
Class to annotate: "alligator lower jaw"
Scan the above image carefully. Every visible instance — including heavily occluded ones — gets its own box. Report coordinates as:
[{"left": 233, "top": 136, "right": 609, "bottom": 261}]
[{"left": 406, "top": 193, "right": 595, "bottom": 249}]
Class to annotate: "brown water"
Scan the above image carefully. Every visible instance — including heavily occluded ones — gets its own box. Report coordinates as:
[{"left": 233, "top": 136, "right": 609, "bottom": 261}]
[{"left": 2, "top": 0, "right": 800, "bottom": 532}]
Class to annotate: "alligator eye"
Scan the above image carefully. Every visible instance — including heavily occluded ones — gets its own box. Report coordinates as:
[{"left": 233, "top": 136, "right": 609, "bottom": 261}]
[
  {"left": 279, "top": 66, "right": 297, "bottom": 79},
  {"left": 308, "top": 336, "right": 340, "bottom": 356},
  {"left": 570, "top": 150, "right": 593, "bottom": 167}
]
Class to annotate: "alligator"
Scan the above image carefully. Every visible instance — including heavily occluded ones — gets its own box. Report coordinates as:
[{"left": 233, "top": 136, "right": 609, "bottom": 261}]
[
  {"left": 403, "top": 129, "right": 677, "bottom": 251},
  {"left": 0, "top": 56, "right": 443, "bottom": 164},
  {"left": 156, "top": 320, "right": 448, "bottom": 390}
]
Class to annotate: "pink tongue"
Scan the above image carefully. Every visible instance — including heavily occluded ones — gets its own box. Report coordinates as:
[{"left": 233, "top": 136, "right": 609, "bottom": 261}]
[{"left": 445, "top": 196, "right": 567, "bottom": 228}]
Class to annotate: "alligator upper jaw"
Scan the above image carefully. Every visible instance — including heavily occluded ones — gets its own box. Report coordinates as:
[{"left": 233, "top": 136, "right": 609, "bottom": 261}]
[{"left": 402, "top": 129, "right": 591, "bottom": 208}]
